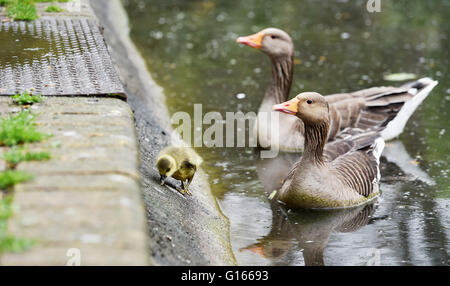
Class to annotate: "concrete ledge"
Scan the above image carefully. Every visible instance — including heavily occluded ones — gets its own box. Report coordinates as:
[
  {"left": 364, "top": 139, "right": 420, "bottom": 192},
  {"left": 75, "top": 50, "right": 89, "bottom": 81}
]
[
  {"left": 91, "top": 0, "right": 236, "bottom": 265},
  {"left": 0, "top": 0, "right": 150, "bottom": 266},
  {"left": 0, "top": 97, "right": 149, "bottom": 266}
]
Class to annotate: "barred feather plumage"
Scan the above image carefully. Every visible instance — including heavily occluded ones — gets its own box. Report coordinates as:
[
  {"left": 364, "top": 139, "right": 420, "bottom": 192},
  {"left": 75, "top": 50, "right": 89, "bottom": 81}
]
[{"left": 276, "top": 92, "right": 385, "bottom": 209}]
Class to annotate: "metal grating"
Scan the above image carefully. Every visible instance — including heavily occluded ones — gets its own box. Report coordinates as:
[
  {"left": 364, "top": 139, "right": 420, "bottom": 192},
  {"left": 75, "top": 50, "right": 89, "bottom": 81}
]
[{"left": 0, "top": 18, "right": 125, "bottom": 98}]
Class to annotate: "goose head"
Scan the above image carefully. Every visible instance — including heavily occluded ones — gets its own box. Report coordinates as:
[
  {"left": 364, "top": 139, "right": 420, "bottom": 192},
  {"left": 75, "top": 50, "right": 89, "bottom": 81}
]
[
  {"left": 273, "top": 92, "right": 329, "bottom": 125},
  {"left": 156, "top": 154, "right": 177, "bottom": 184},
  {"left": 237, "top": 28, "right": 294, "bottom": 58}
]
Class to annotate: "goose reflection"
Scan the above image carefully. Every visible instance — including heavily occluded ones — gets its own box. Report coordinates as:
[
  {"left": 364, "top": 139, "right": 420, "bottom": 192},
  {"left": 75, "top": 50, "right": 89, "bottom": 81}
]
[{"left": 241, "top": 197, "right": 378, "bottom": 266}]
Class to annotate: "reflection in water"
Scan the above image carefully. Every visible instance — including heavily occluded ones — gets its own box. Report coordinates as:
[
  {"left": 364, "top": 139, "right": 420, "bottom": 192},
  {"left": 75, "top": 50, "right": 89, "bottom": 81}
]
[
  {"left": 255, "top": 151, "right": 298, "bottom": 194},
  {"left": 241, "top": 200, "right": 379, "bottom": 266},
  {"left": 0, "top": 19, "right": 123, "bottom": 96},
  {"left": 0, "top": 24, "right": 53, "bottom": 65},
  {"left": 383, "top": 140, "right": 435, "bottom": 185},
  {"left": 125, "top": 0, "right": 450, "bottom": 265}
]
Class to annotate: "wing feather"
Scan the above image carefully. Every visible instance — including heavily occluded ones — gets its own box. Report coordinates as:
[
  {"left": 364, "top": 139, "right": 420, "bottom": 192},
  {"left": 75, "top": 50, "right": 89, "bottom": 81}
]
[
  {"left": 324, "top": 131, "right": 384, "bottom": 197},
  {"left": 323, "top": 78, "right": 436, "bottom": 142}
]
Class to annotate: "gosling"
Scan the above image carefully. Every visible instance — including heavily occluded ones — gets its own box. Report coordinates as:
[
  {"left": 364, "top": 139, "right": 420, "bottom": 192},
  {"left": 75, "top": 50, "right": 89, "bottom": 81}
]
[{"left": 156, "top": 146, "right": 203, "bottom": 196}]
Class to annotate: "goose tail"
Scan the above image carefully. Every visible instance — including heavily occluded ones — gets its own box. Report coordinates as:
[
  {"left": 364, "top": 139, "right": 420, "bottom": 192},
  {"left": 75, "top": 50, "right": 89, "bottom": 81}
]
[
  {"left": 380, "top": 77, "right": 438, "bottom": 140},
  {"left": 372, "top": 137, "right": 385, "bottom": 182}
]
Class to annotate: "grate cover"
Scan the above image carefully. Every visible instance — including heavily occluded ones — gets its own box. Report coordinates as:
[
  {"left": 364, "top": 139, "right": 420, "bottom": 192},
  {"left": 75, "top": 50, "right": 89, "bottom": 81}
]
[{"left": 0, "top": 18, "right": 125, "bottom": 98}]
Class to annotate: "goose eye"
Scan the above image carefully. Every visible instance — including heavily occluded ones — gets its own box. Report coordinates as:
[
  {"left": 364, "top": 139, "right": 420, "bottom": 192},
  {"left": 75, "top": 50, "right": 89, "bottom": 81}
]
[
  {"left": 166, "top": 168, "right": 171, "bottom": 172},
  {"left": 271, "top": 35, "right": 278, "bottom": 39},
  {"left": 307, "top": 100, "right": 313, "bottom": 104}
]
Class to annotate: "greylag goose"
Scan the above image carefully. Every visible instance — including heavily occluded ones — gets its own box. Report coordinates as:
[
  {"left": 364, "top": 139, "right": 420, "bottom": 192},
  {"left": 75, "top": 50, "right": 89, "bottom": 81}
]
[
  {"left": 237, "top": 28, "right": 438, "bottom": 152},
  {"left": 273, "top": 92, "right": 385, "bottom": 209}
]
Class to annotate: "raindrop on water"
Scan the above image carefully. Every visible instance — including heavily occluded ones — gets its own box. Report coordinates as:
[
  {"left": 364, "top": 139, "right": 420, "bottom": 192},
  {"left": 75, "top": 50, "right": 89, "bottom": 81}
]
[
  {"left": 158, "top": 17, "right": 166, "bottom": 25},
  {"left": 341, "top": 32, "right": 350, "bottom": 40},
  {"left": 236, "top": 93, "right": 246, "bottom": 99}
]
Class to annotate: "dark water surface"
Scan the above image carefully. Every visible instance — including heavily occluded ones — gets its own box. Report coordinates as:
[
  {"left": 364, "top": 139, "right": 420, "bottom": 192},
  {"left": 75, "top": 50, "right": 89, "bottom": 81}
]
[{"left": 124, "top": 0, "right": 450, "bottom": 265}]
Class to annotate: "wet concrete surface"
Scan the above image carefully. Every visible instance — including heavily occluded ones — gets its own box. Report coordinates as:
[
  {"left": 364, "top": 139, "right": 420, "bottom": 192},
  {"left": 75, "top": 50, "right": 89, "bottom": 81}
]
[
  {"left": 91, "top": 0, "right": 236, "bottom": 265},
  {"left": 0, "top": 18, "right": 124, "bottom": 97}
]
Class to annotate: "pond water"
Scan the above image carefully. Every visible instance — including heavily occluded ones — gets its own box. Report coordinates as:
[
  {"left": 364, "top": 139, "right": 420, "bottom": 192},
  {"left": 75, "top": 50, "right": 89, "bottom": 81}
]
[{"left": 124, "top": 0, "right": 450, "bottom": 265}]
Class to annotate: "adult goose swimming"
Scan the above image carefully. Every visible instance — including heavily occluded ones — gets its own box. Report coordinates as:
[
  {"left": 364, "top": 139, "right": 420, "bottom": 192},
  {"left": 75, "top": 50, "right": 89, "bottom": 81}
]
[
  {"left": 273, "top": 92, "right": 385, "bottom": 209},
  {"left": 237, "top": 28, "right": 438, "bottom": 152}
]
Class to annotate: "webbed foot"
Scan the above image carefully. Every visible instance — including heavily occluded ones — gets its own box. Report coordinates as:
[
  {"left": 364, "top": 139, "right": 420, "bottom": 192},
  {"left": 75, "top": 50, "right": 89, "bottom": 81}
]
[{"left": 176, "top": 187, "right": 187, "bottom": 195}]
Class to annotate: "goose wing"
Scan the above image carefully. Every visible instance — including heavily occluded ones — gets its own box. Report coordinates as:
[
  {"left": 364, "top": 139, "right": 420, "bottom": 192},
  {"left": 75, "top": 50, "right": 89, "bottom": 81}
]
[
  {"left": 323, "top": 129, "right": 380, "bottom": 161},
  {"left": 328, "top": 133, "right": 385, "bottom": 197},
  {"left": 325, "top": 78, "right": 437, "bottom": 141},
  {"left": 282, "top": 130, "right": 381, "bottom": 189}
]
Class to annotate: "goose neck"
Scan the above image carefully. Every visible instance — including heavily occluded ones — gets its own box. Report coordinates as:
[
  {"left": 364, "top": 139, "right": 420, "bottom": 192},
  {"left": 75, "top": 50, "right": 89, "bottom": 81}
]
[
  {"left": 268, "top": 55, "right": 294, "bottom": 103},
  {"left": 302, "top": 119, "right": 329, "bottom": 164}
]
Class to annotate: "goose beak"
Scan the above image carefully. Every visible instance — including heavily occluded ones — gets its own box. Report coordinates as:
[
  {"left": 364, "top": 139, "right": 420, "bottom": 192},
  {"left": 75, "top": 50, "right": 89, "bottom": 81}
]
[
  {"left": 239, "top": 243, "right": 265, "bottom": 257},
  {"left": 236, "top": 32, "right": 264, "bottom": 49},
  {"left": 160, "top": 174, "right": 167, "bottom": 185},
  {"left": 273, "top": 98, "right": 299, "bottom": 115}
]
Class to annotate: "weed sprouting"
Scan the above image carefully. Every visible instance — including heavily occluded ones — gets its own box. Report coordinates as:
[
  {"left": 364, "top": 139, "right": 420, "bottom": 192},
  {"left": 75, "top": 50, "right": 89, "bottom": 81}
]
[
  {"left": 0, "top": 111, "right": 50, "bottom": 146},
  {"left": 5, "top": 0, "right": 38, "bottom": 21},
  {"left": 11, "top": 91, "right": 43, "bottom": 106},
  {"left": 1, "top": 0, "right": 70, "bottom": 21},
  {"left": 2, "top": 147, "right": 51, "bottom": 166},
  {"left": 44, "top": 4, "right": 63, "bottom": 12},
  {"left": 0, "top": 171, "right": 33, "bottom": 190},
  {"left": 0, "top": 196, "right": 13, "bottom": 220},
  {"left": 0, "top": 196, "right": 34, "bottom": 255}
]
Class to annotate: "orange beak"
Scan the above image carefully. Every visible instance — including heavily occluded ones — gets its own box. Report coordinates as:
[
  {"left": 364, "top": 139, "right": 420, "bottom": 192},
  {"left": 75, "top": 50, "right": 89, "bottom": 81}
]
[
  {"left": 236, "top": 32, "right": 264, "bottom": 49},
  {"left": 240, "top": 243, "right": 265, "bottom": 257},
  {"left": 273, "top": 98, "right": 300, "bottom": 115}
]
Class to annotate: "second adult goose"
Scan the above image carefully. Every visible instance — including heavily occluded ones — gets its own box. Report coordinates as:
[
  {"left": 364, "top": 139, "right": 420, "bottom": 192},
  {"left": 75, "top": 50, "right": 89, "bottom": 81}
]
[
  {"left": 237, "top": 28, "right": 438, "bottom": 152},
  {"left": 273, "top": 92, "right": 385, "bottom": 209}
]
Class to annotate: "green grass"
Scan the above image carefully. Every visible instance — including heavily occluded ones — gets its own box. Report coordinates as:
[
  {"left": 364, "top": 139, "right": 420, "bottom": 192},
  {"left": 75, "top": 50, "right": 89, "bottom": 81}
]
[
  {"left": 35, "top": 0, "right": 71, "bottom": 2},
  {"left": 0, "top": 197, "right": 34, "bottom": 255},
  {"left": 44, "top": 4, "right": 63, "bottom": 12},
  {"left": 0, "top": 196, "right": 13, "bottom": 220},
  {"left": 1, "top": 0, "right": 71, "bottom": 21},
  {"left": 11, "top": 91, "right": 43, "bottom": 106},
  {"left": 0, "top": 170, "right": 33, "bottom": 189},
  {"left": 5, "top": 0, "right": 38, "bottom": 21},
  {"left": 3, "top": 147, "right": 51, "bottom": 166},
  {"left": 0, "top": 84, "right": 51, "bottom": 257},
  {"left": 0, "top": 111, "right": 50, "bottom": 146},
  {"left": 0, "top": 0, "right": 13, "bottom": 7},
  {"left": 0, "top": 235, "right": 34, "bottom": 254}
]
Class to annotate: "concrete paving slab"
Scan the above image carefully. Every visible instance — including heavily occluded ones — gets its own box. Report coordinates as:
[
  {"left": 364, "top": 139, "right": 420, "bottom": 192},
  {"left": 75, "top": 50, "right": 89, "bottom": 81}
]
[{"left": 0, "top": 96, "right": 149, "bottom": 265}]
